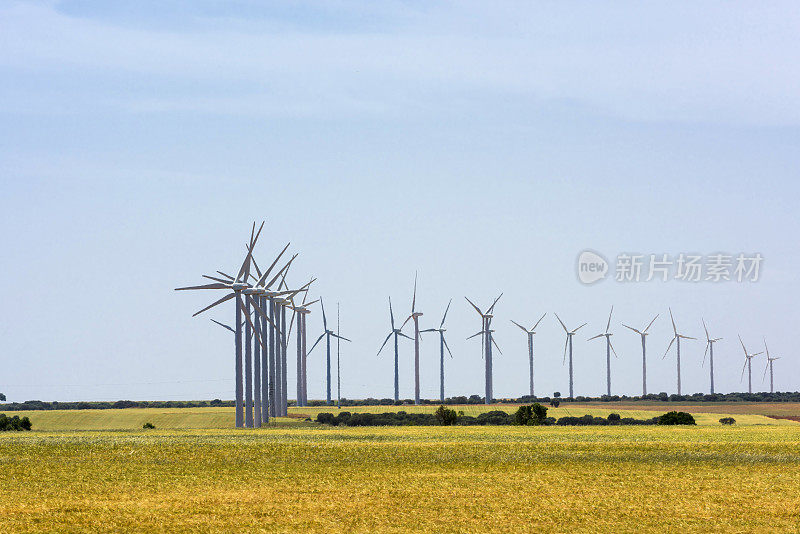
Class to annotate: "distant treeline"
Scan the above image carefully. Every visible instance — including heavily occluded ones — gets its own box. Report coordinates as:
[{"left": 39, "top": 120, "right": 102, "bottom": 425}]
[
  {"left": 2, "top": 392, "right": 798, "bottom": 412},
  {"left": 0, "top": 399, "right": 234, "bottom": 411},
  {"left": 315, "top": 406, "right": 697, "bottom": 427}
]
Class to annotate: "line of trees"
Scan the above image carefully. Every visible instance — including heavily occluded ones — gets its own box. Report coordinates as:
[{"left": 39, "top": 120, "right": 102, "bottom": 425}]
[{"left": 315, "top": 405, "right": 697, "bottom": 427}]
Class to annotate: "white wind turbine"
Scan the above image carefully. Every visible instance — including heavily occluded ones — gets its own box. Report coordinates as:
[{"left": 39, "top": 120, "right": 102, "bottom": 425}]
[
  {"left": 702, "top": 319, "right": 722, "bottom": 394},
  {"left": 588, "top": 306, "right": 618, "bottom": 397},
  {"left": 663, "top": 308, "right": 696, "bottom": 396},
  {"left": 466, "top": 294, "right": 503, "bottom": 405},
  {"left": 762, "top": 338, "right": 780, "bottom": 394},
  {"left": 376, "top": 296, "right": 413, "bottom": 403},
  {"left": 738, "top": 335, "right": 763, "bottom": 394},
  {"left": 621, "top": 314, "right": 658, "bottom": 396},
  {"left": 510, "top": 313, "right": 546, "bottom": 397},
  {"left": 401, "top": 274, "right": 424, "bottom": 405},
  {"left": 421, "top": 300, "right": 455, "bottom": 402},
  {"left": 554, "top": 314, "right": 586, "bottom": 399}
]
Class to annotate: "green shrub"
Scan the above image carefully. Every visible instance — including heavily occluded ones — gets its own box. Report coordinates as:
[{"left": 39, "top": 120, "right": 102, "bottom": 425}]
[
  {"left": 142, "top": 422, "right": 155, "bottom": 429},
  {"left": 0, "top": 414, "right": 31, "bottom": 431},
  {"left": 658, "top": 411, "right": 696, "bottom": 425},
  {"left": 719, "top": 417, "right": 736, "bottom": 425},
  {"left": 514, "top": 404, "right": 549, "bottom": 425}
]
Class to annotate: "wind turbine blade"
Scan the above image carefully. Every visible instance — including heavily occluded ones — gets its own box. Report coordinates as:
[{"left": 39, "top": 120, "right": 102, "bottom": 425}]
[
  {"left": 663, "top": 336, "right": 676, "bottom": 359},
  {"left": 265, "top": 254, "right": 298, "bottom": 289},
  {"left": 321, "top": 298, "right": 327, "bottom": 331},
  {"left": 175, "top": 283, "right": 228, "bottom": 291},
  {"left": 669, "top": 308, "right": 677, "bottom": 336},
  {"left": 573, "top": 323, "right": 587, "bottom": 333},
  {"left": 287, "top": 308, "right": 296, "bottom": 340},
  {"left": 332, "top": 334, "right": 351, "bottom": 342},
  {"left": 702, "top": 342, "right": 709, "bottom": 367},
  {"left": 412, "top": 272, "right": 418, "bottom": 313},
  {"left": 622, "top": 324, "right": 642, "bottom": 335},
  {"left": 763, "top": 361, "right": 770, "bottom": 381},
  {"left": 532, "top": 312, "right": 547, "bottom": 330},
  {"left": 605, "top": 306, "right": 614, "bottom": 333},
  {"left": 398, "top": 332, "right": 413, "bottom": 341},
  {"left": 256, "top": 243, "right": 291, "bottom": 286},
  {"left": 609, "top": 340, "right": 618, "bottom": 358},
  {"left": 248, "top": 247, "right": 263, "bottom": 280},
  {"left": 702, "top": 319, "right": 710, "bottom": 342},
  {"left": 740, "top": 359, "right": 747, "bottom": 382},
  {"left": 440, "top": 298, "right": 452, "bottom": 328},
  {"left": 738, "top": 334, "right": 747, "bottom": 356},
  {"left": 443, "top": 336, "right": 454, "bottom": 358},
  {"left": 401, "top": 316, "right": 412, "bottom": 329},
  {"left": 464, "top": 297, "right": 484, "bottom": 317},
  {"left": 308, "top": 333, "right": 326, "bottom": 355},
  {"left": 216, "top": 271, "right": 234, "bottom": 281},
  {"left": 491, "top": 337, "right": 502, "bottom": 355},
  {"left": 202, "top": 275, "right": 232, "bottom": 284},
  {"left": 210, "top": 319, "right": 235, "bottom": 333},
  {"left": 377, "top": 332, "right": 393, "bottom": 356},
  {"left": 192, "top": 292, "right": 236, "bottom": 317},
  {"left": 763, "top": 337, "right": 770, "bottom": 359},
  {"left": 587, "top": 334, "right": 605, "bottom": 341},
  {"left": 487, "top": 293, "right": 503, "bottom": 314},
  {"left": 643, "top": 314, "right": 659, "bottom": 334},
  {"left": 389, "top": 296, "right": 396, "bottom": 330},
  {"left": 562, "top": 335, "right": 569, "bottom": 365},
  {"left": 679, "top": 335, "right": 697, "bottom": 340},
  {"left": 751, "top": 351, "right": 764, "bottom": 357},
  {"left": 554, "top": 313, "right": 569, "bottom": 333},
  {"left": 235, "top": 239, "right": 255, "bottom": 283},
  {"left": 420, "top": 328, "right": 437, "bottom": 333},
  {"left": 466, "top": 331, "right": 484, "bottom": 340},
  {"left": 511, "top": 320, "right": 528, "bottom": 333}
]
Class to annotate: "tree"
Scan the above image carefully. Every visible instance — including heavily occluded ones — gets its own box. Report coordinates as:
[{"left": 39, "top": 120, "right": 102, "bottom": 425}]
[
  {"left": 514, "top": 403, "right": 548, "bottom": 425},
  {"left": 0, "top": 393, "right": 6, "bottom": 401},
  {"left": 435, "top": 405, "right": 458, "bottom": 425},
  {"left": 719, "top": 417, "right": 736, "bottom": 425},
  {"left": 553, "top": 392, "right": 561, "bottom": 398}
]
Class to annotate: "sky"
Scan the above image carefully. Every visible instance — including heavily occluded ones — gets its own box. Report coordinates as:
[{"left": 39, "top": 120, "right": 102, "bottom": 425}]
[{"left": 1, "top": 1, "right": 799, "bottom": 402}]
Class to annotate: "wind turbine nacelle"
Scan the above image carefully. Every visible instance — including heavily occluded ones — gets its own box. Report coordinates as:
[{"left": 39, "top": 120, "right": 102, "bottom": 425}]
[
  {"left": 231, "top": 283, "right": 248, "bottom": 291},
  {"left": 412, "top": 312, "right": 424, "bottom": 318}
]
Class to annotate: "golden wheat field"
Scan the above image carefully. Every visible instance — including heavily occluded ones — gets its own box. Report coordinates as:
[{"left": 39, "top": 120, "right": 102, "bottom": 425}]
[{"left": 1, "top": 405, "right": 800, "bottom": 533}]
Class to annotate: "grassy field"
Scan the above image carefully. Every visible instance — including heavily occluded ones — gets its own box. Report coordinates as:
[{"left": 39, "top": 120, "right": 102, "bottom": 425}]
[
  {"left": 4, "top": 402, "right": 799, "bottom": 430},
  {"left": 1, "top": 425, "right": 800, "bottom": 532}
]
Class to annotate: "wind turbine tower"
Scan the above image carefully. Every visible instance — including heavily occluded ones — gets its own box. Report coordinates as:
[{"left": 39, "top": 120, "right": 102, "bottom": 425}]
[
  {"left": 401, "top": 274, "right": 424, "bottom": 405},
  {"left": 763, "top": 338, "right": 780, "bottom": 394},
  {"left": 376, "top": 297, "right": 412, "bottom": 402},
  {"left": 466, "top": 294, "right": 503, "bottom": 404},
  {"left": 663, "top": 308, "right": 696, "bottom": 396},
  {"left": 738, "top": 335, "right": 763, "bottom": 394},
  {"left": 588, "top": 306, "right": 618, "bottom": 397},
  {"left": 622, "top": 314, "right": 658, "bottom": 396},
  {"left": 421, "top": 300, "right": 454, "bottom": 402},
  {"left": 555, "top": 314, "right": 586, "bottom": 399},
  {"left": 702, "top": 319, "right": 722, "bottom": 394},
  {"left": 510, "top": 313, "right": 546, "bottom": 397}
]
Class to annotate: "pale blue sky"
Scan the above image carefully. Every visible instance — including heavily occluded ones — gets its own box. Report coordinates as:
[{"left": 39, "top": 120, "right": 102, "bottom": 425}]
[{"left": 1, "top": 1, "right": 799, "bottom": 402}]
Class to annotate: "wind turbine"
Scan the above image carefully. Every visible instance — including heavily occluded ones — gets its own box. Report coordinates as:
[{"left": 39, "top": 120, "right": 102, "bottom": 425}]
[
  {"left": 663, "top": 308, "right": 696, "bottom": 396},
  {"left": 763, "top": 338, "right": 780, "bottom": 394},
  {"left": 401, "top": 274, "right": 424, "bottom": 405},
  {"left": 309, "top": 298, "right": 351, "bottom": 405},
  {"left": 510, "top": 313, "right": 546, "bottom": 397},
  {"left": 175, "top": 222, "right": 264, "bottom": 428},
  {"left": 466, "top": 294, "right": 503, "bottom": 404},
  {"left": 421, "top": 299, "right": 454, "bottom": 402},
  {"left": 554, "top": 314, "right": 586, "bottom": 399},
  {"left": 702, "top": 319, "right": 722, "bottom": 394},
  {"left": 621, "top": 314, "right": 658, "bottom": 396},
  {"left": 588, "top": 306, "right": 618, "bottom": 397},
  {"left": 376, "top": 296, "right": 413, "bottom": 403},
  {"left": 738, "top": 335, "right": 763, "bottom": 394},
  {"left": 286, "top": 281, "right": 318, "bottom": 408}
]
